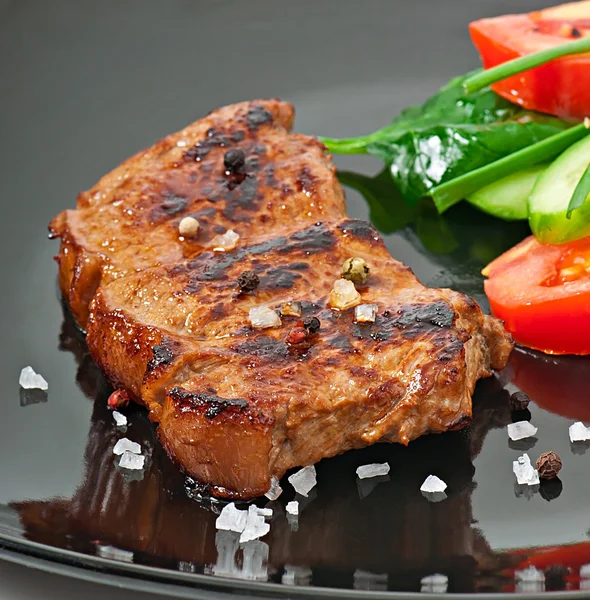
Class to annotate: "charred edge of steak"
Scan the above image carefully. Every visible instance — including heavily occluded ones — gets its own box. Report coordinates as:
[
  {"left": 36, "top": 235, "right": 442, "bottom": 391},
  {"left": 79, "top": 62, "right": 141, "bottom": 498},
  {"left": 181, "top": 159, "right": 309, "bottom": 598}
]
[
  {"left": 338, "top": 219, "right": 379, "bottom": 241},
  {"left": 146, "top": 343, "right": 175, "bottom": 372},
  {"left": 169, "top": 386, "right": 248, "bottom": 419},
  {"left": 246, "top": 106, "right": 273, "bottom": 130}
]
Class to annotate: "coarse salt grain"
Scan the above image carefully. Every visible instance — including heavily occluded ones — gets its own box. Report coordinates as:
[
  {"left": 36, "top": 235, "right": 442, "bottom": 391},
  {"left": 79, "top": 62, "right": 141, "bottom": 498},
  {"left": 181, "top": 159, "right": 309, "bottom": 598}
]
[
  {"left": 211, "top": 229, "right": 239, "bottom": 252},
  {"left": 264, "top": 477, "right": 283, "bottom": 501},
  {"left": 515, "top": 565, "right": 545, "bottom": 582},
  {"left": 420, "top": 475, "right": 447, "bottom": 493},
  {"left": 356, "top": 462, "right": 390, "bottom": 480},
  {"left": 328, "top": 279, "right": 361, "bottom": 310},
  {"left": 239, "top": 505, "right": 270, "bottom": 543},
  {"left": 249, "top": 306, "right": 281, "bottom": 330},
  {"left": 19, "top": 366, "right": 48, "bottom": 391},
  {"left": 288, "top": 465, "right": 317, "bottom": 497},
  {"left": 355, "top": 304, "right": 378, "bottom": 323},
  {"left": 256, "top": 507, "right": 273, "bottom": 520},
  {"left": 569, "top": 421, "right": 590, "bottom": 443},
  {"left": 215, "top": 502, "right": 247, "bottom": 533},
  {"left": 580, "top": 564, "right": 590, "bottom": 578},
  {"left": 280, "top": 301, "right": 302, "bottom": 317},
  {"left": 113, "top": 438, "right": 141, "bottom": 456},
  {"left": 421, "top": 573, "right": 448, "bottom": 593},
  {"left": 286, "top": 501, "right": 299, "bottom": 516},
  {"left": 507, "top": 421, "right": 538, "bottom": 441},
  {"left": 119, "top": 451, "right": 145, "bottom": 470},
  {"left": 112, "top": 411, "right": 127, "bottom": 427},
  {"left": 513, "top": 453, "right": 540, "bottom": 486}
]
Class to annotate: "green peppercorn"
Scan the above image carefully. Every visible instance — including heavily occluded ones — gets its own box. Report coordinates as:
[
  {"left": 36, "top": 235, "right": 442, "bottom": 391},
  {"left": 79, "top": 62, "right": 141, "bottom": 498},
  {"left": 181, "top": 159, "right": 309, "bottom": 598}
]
[{"left": 342, "top": 257, "right": 369, "bottom": 284}]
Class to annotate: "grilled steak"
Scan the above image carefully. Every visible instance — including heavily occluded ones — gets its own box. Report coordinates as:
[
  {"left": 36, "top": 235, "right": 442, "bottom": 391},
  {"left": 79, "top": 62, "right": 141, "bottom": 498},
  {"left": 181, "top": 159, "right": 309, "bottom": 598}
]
[{"left": 49, "top": 98, "right": 513, "bottom": 499}]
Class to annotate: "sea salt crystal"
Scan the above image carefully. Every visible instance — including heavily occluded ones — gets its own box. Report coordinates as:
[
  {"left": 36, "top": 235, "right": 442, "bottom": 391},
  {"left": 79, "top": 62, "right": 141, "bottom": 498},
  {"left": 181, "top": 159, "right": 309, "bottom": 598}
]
[
  {"left": 249, "top": 306, "right": 281, "bottom": 330},
  {"left": 288, "top": 465, "right": 317, "bottom": 497},
  {"left": 354, "top": 569, "right": 388, "bottom": 591},
  {"left": 580, "top": 564, "right": 590, "bottom": 578},
  {"left": 112, "top": 411, "right": 127, "bottom": 427},
  {"left": 420, "top": 475, "right": 447, "bottom": 494},
  {"left": 282, "top": 564, "right": 312, "bottom": 586},
  {"left": 119, "top": 451, "right": 145, "bottom": 470},
  {"left": 19, "top": 366, "right": 48, "bottom": 391},
  {"left": 239, "top": 505, "right": 270, "bottom": 543},
  {"left": 515, "top": 565, "right": 546, "bottom": 591},
  {"left": 421, "top": 573, "right": 448, "bottom": 593},
  {"left": 256, "top": 507, "right": 273, "bottom": 520},
  {"left": 515, "top": 565, "right": 545, "bottom": 582},
  {"left": 356, "top": 462, "right": 390, "bottom": 480},
  {"left": 286, "top": 501, "right": 299, "bottom": 516},
  {"left": 355, "top": 304, "right": 378, "bottom": 323},
  {"left": 211, "top": 229, "right": 239, "bottom": 252},
  {"left": 215, "top": 502, "right": 247, "bottom": 533},
  {"left": 264, "top": 477, "right": 283, "bottom": 501},
  {"left": 569, "top": 421, "right": 590, "bottom": 443},
  {"left": 113, "top": 438, "right": 141, "bottom": 456},
  {"left": 507, "top": 421, "right": 538, "bottom": 441},
  {"left": 96, "top": 544, "right": 133, "bottom": 562},
  {"left": 329, "top": 279, "right": 361, "bottom": 310},
  {"left": 512, "top": 453, "right": 540, "bottom": 486}
]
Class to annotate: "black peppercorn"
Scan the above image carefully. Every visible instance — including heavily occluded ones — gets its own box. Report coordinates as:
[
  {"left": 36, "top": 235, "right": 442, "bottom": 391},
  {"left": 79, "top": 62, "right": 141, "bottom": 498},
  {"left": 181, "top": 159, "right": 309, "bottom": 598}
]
[
  {"left": 302, "top": 316, "right": 320, "bottom": 334},
  {"left": 510, "top": 391, "right": 530, "bottom": 411},
  {"left": 237, "top": 270, "right": 259, "bottom": 292},
  {"left": 224, "top": 148, "right": 246, "bottom": 172},
  {"left": 536, "top": 451, "right": 562, "bottom": 480},
  {"left": 544, "top": 564, "right": 569, "bottom": 591},
  {"left": 571, "top": 27, "right": 582, "bottom": 38}
]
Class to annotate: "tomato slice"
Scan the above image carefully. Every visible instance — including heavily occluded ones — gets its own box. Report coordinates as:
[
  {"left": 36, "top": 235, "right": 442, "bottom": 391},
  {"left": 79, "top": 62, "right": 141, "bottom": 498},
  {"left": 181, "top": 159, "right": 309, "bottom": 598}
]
[
  {"left": 469, "top": 1, "right": 590, "bottom": 120},
  {"left": 483, "top": 235, "right": 590, "bottom": 355}
]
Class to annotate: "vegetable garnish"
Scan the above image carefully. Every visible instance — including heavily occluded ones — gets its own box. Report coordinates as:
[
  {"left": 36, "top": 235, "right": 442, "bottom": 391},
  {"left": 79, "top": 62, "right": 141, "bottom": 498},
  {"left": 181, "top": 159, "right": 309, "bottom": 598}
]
[
  {"left": 567, "top": 163, "right": 590, "bottom": 219},
  {"left": 320, "top": 0, "right": 590, "bottom": 238},
  {"left": 529, "top": 134, "right": 590, "bottom": 243},
  {"left": 463, "top": 36, "right": 590, "bottom": 96},
  {"left": 430, "top": 123, "right": 589, "bottom": 213},
  {"left": 468, "top": 1, "right": 590, "bottom": 120},
  {"left": 483, "top": 235, "right": 590, "bottom": 355},
  {"left": 321, "top": 72, "right": 570, "bottom": 210}
]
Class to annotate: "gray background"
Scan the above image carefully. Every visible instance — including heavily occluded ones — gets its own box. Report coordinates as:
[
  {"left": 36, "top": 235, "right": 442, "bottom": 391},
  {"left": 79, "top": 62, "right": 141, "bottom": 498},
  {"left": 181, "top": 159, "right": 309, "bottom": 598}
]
[{"left": 0, "top": 0, "right": 566, "bottom": 597}]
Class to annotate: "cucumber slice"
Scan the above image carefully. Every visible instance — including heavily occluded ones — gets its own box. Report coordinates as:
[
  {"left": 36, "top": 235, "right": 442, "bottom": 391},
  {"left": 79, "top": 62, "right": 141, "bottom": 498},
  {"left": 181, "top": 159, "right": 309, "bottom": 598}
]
[
  {"left": 466, "top": 164, "right": 546, "bottom": 221},
  {"left": 529, "top": 134, "right": 590, "bottom": 244}
]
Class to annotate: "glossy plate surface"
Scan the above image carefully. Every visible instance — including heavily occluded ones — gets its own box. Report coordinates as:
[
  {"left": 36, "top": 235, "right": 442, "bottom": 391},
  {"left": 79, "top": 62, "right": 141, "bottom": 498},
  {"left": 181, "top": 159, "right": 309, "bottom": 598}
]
[{"left": 1, "top": 0, "right": 590, "bottom": 596}]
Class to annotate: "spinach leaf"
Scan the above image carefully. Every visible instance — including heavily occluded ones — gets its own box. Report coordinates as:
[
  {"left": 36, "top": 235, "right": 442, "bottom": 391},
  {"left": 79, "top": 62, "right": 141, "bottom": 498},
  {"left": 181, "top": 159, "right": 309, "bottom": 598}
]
[
  {"left": 321, "top": 69, "right": 572, "bottom": 211},
  {"left": 320, "top": 70, "right": 522, "bottom": 155},
  {"left": 367, "top": 115, "right": 569, "bottom": 205}
]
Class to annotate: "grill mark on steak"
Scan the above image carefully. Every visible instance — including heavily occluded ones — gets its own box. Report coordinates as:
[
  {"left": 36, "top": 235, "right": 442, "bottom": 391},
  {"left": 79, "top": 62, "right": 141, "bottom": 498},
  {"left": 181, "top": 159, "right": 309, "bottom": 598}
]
[
  {"left": 233, "top": 336, "right": 289, "bottom": 361},
  {"left": 146, "top": 344, "right": 175, "bottom": 372},
  {"left": 169, "top": 386, "right": 248, "bottom": 419},
  {"left": 263, "top": 266, "right": 302, "bottom": 289},
  {"left": 246, "top": 106, "right": 273, "bottom": 130},
  {"left": 391, "top": 301, "right": 456, "bottom": 334}
]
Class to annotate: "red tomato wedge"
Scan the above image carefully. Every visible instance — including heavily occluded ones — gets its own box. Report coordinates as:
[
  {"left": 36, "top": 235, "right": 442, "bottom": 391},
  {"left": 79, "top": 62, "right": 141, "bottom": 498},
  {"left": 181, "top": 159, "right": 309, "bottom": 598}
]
[
  {"left": 469, "top": 1, "right": 590, "bottom": 120},
  {"left": 483, "top": 235, "right": 590, "bottom": 355}
]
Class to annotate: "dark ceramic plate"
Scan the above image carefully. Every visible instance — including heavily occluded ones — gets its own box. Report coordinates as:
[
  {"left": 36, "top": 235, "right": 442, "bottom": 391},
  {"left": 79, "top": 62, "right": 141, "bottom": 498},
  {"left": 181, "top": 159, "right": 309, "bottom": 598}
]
[{"left": 2, "top": 0, "right": 590, "bottom": 597}]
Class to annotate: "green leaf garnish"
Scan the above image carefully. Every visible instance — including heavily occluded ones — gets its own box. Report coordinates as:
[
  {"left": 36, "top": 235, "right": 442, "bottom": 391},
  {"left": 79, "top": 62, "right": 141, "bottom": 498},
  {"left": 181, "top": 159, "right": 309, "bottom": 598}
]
[{"left": 566, "top": 163, "right": 590, "bottom": 219}]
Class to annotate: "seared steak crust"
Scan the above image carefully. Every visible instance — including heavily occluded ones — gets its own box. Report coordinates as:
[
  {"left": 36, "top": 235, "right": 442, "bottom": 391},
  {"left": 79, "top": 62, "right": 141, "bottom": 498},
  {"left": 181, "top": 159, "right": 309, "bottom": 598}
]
[{"left": 50, "top": 99, "right": 512, "bottom": 499}]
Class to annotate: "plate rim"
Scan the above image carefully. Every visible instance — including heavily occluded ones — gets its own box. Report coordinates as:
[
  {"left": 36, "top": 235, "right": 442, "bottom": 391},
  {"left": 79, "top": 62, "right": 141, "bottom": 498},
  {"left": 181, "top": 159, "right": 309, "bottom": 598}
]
[{"left": 1, "top": 532, "right": 589, "bottom": 599}]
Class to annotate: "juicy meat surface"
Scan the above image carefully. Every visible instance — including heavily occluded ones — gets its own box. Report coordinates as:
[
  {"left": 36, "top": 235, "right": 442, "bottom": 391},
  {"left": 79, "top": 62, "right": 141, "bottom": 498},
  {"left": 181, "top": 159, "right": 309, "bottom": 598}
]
[{"left": 50, "top": 98, "right": 513, "bottom": 499}]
